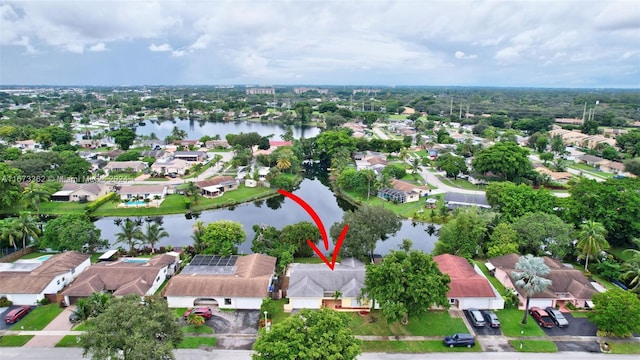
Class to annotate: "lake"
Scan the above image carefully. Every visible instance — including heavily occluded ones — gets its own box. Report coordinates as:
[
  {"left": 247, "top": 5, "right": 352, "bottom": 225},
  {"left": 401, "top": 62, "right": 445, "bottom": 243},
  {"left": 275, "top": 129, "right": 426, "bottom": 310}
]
[
  {"left": 135, "top": 118, "right": 321, "bottom": 140},
  {"left": 94, "top": 178, "right": 439, "bottom": 255}
]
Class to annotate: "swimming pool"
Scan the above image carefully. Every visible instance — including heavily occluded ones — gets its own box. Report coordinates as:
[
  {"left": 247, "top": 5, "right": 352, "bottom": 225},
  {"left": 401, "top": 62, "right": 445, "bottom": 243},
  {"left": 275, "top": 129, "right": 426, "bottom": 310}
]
[
  {"left": 125, "top": 200, "right": 146, "bottom": 206},
  {"left": 122, "top": 258, "right": 149, "bottom": 263},
  {"left": 35, "top": 255, "right": 52, "bottom": 261}
]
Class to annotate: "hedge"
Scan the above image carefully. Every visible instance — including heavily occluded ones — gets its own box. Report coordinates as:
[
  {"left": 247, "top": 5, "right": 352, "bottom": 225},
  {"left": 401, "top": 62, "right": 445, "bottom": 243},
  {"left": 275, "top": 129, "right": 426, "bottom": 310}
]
[{"left": 86, "top": 192, "right": 119, "bottom": 213}]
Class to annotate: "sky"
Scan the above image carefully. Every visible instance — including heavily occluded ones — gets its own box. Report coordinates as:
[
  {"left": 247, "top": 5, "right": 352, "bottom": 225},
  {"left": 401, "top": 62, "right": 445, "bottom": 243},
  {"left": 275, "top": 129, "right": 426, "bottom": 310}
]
[{"left": 1, "top": 0, "right": 639, "bottom": 88}]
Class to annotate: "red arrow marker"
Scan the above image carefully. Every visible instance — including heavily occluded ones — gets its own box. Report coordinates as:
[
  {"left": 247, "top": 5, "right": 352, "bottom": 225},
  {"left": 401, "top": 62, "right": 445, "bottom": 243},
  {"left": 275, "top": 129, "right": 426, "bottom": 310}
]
[{"left": 278, "top": 189, "right": 349, "bottom": 270}]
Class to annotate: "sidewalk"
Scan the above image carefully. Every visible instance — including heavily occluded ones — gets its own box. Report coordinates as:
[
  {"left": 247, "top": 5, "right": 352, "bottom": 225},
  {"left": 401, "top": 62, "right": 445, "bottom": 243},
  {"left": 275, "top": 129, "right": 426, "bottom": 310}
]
[{"left": 23, "top": 305, "right": 77, "bottom": 347}]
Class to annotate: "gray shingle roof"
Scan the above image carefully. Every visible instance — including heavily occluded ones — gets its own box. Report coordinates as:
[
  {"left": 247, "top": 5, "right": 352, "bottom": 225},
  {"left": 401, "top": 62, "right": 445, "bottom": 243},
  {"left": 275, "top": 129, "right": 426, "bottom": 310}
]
[{"left": 287, "top": 258, "right": 365, "bottom": 298}]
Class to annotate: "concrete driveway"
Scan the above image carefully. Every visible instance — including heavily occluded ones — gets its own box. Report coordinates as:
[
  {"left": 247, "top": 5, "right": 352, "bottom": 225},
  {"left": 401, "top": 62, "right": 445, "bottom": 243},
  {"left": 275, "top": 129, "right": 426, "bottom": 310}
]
[
  {"left": 539, "top": 313, "right": 597, "bottom": 337},
  {"left": 0, "top": 305, "right": 34, "bottom": 331},
  {"left": 23, "top": 305, "right": 77, "bottom": 347},
  {"left": 463, "top": 310, "right": 502, "bottom": 336},
  {"left": 181, "top": 310, "right": 260, "bottom": 350}
]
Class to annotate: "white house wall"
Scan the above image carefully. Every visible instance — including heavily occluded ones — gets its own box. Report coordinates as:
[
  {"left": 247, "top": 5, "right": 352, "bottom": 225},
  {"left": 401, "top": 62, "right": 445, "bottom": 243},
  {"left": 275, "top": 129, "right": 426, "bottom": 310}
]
[
  {"left": 289, "top": 297, "right": 322, "bottom": 309},
  {"left": 4, "top": 294, "right": 40, "bottom": 306},
  {"left": 166, "top": 296, "right": 263, "bottom": 310},
  {"left": 456, "top": 297, "right": 504, "bottom": 310},
  {"left": 147, "top": 266, "right": 171, "bottom": 295},
  {"left": 527, "top": 299, "right": 553, "bottom": 309}
]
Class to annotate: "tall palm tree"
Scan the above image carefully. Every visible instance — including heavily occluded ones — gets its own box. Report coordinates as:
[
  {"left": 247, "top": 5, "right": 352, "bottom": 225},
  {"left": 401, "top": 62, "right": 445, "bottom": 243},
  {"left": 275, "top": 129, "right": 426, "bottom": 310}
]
[
  {"left": 14, "top": 212, "right": 40, "bottom": 249},
  {"left": 140, "top": 223, "right": 169, "bottom": 253},
  {"left": 0, "top": 218, "right": 21, "bottom": 250},
  {"left": 276, "top": 155, "right": 292, "bottom": 172},
  {"left": 114, "top": 218, "right": 144, "bottom": 252},
  {"left": 411, "top": 157, "right": 421, "bottom": 175},
  {"left": 511, "top": 254, "right": 553, "bottom": 324},
  {"left": 575, "top": 220, "right": 609, "bottom": 271},
  {"left": 22, "top": 182, "right": 50, "bottom": 216}
]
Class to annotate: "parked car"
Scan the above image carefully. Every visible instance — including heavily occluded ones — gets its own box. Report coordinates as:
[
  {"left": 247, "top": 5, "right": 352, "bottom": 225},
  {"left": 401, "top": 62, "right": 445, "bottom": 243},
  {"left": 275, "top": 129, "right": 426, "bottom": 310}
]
[
  {"left": 183, "top": 307, "right": 213, "bottom": 320},
  {"left": 443, "top": 333, "right": 475, "bottom": 348},
  {"left": 4, "top": 306, "right": 30, "bottom": 324},
  {"left": 467, "top": 308, "right": 486, "bottom": 327},
  {"left": 529, "top": 307, "right": 555, "bottom": 328},
  {"left": 69, "top": 311, "right": 81, "bottom": 324},
  {"left": 545, "top": 307, "right": 569, "bottom": 327},
  {"left": 482, "top": 310, "right": 501, "bottom": 328}
]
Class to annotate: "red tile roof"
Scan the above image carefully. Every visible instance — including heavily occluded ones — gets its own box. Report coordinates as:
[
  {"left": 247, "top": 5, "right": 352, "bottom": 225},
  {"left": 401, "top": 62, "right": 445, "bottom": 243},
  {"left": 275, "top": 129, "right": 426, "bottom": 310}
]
[{"left": 434, "top": 254, "right": 496, "bottom": 298}]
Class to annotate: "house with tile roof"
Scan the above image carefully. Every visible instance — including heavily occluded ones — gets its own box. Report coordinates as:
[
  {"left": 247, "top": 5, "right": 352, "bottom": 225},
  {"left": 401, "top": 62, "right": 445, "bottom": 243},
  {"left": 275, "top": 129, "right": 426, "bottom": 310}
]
[
  {"left": 433, "top": 254, "right": 504, "bottom": 310},
  {"left": 444, "top": 193, "right": 490, "bottom": 210},
  {"left": 0, "top": 251, "right": 91, "bottom": 305},
  {"left": 163, "top": 254, "right": 276, "bottom": 309},
  {"left": 51, "top": 183, "right": 113, "bottom": 202},
  {"left": 103, "top": 160, "right": 147, "bottom": 175},
  {"left": 284, "top": 258, "right": 373, "bottom": 313},
  {"left": 489, "top": 253, "right": 600, "bottom": 309},
  {"left": 61, "top": 253, "right": 179, "bottom": 305}
]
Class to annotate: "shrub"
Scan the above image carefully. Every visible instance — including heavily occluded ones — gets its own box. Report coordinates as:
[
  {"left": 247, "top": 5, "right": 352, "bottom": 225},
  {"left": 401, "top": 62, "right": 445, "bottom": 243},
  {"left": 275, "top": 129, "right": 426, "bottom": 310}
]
[
  {"left": 38, "top": 298, "right": 51, "bottom": 306},
  {"left": 86, "top": 192, "right": 118, "bottom": 213},
  {"left": 0, "top": 297, "right": 13, "bottom": 307}
]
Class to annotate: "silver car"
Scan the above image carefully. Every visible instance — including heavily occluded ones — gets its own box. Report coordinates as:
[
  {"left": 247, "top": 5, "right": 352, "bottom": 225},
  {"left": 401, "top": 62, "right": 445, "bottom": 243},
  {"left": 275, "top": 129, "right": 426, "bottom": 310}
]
[{"left": 545, "top": 307, "right": 569, "bottom": 327}]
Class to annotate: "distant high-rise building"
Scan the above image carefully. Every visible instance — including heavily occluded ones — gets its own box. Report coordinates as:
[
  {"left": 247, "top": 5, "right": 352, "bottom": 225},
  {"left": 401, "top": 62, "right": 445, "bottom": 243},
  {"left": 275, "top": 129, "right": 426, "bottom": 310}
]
[{"left": 246, "top": 87, "right": 275, "bottom": 95}]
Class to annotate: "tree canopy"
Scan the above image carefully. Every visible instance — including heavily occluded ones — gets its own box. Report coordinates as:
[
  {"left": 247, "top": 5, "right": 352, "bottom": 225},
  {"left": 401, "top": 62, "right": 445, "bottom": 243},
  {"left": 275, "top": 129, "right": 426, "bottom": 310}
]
[
  {"left": 109, "top": 127, "right": 136, "bottom": 150},
  {"left": 39, "top": 214, "right": 107, "bottom": 252},
  {"left": 434, "top": 153, "right": 467, "bottom": 179},
  {"left": 587, "top": 288, "right": 640, "bottom": 337},
  {"left": 252, "top": 308, "right": 360, "bottom": 360},
  {"left": 512, "top": 212, "right": 574, "bottom": 260},
  {"left": 330, "top": 204, "right": 401, "bottom": 260},
  {"left": 485, "top": 182, "right": 556, "bottom": 222},
  {"left": 0, "top": 163, "right": 24, "bottom": 209},
  {"left": 363, "top": 250, "right": 450, "bottom": 324},
  {"left": 200, "top": 220, "right": 246, "bottom": 256},
  {"left": 81, "top": 294, "right": 183, "bottom": 360},
  {"left": 471, "top": 142, "right": 533, "bottom": 182},
  {"left": 433, "top": 207, "right": 493, "bottom": 259}
]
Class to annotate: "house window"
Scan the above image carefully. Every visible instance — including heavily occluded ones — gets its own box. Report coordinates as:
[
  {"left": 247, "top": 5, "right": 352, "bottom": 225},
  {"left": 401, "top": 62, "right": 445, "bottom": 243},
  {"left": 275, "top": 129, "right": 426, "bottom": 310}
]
[
  {"left": 156, "top": 276, "right": 160, "bottom": 282},
  {"left": 449, "top": 298, "right": 456, "bottom": 304},
  {"left": 71, "top": 268, "right": 75, "bottom": 274},
  {"left": 224, "top": 298, "right": 232, "bottom": 305},
  {"left": 57, "top": 280, "right": 60, "bottom": 285}
]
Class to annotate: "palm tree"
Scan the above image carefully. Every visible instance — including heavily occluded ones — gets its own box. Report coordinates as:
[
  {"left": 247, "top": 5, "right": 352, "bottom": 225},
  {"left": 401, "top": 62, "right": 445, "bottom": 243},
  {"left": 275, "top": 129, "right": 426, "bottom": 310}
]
[
  {"left": 511, "top": 254, "right": 552, "bottom": 324},
  {"left": 15, "top": 212, "right": 40, "bottom": 249},
  {"left": 22, "top": 182, "right": 50, "bottom": 216},
  {"left": 575, "top": 220, "right": 609, "bottom": 271},
  {"left": 186, "top": 313, "right": 205, "bottom": 329},
  {"left": 140, "top": 223, "right": 169, "bottom": 253},
  {"left": 184, "top": 181, "right": 200, "bottom": 204},
  {"left": 114, "top": 218, "right": 144, "bottom": 252},
  {"left": 411, "top": 157, "right": 421, "bottom": 175},
  {"left": 276, "top": 155, "right": 292, "bottom": 172},
  {"left": 191, "top": 220, "right": 206, "bottom": 253},
  {"left": 621, "top": 238, "right": 640, "bottom": 293},
  {"left": 0, "top": 218, "right": 21, "bottom": 250}
]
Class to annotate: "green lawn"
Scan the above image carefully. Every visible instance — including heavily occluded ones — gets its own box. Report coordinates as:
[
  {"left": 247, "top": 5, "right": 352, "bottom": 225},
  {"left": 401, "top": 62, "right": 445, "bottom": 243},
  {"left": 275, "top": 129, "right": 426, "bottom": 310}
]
[
  {"left": 262, "top": 299, "right": 289, "bottom": 324},
  {"left": 35, "top": 201, "right": 88, "bottom": 215},
  {"left": 10, "top": 304, "right": 64, "bottom": 331},
  {"left": 609, "top": 246, "right": 633, "bottom": 262},
  {"left": 360, "top": 340, "right": 480, "bottom": 353},
  {"left": 177, "top": 336, "right": 217, "bottom": 349},
  {"left": 174, "top": 308, "right": 188, "bottom": 318},
  {"left": 56, "top": 335, "right": 82, "bottom": 347},
  {"left": 183, "top": 155, "right": 222, "bottom": 179},
  {"left": 0, "top": 335, "right": 34, "bottom": 347},
  {"left": 509, "top": 340, "right": 557, "bottom": 352},
  {"left": 497, "top": 309, "right": 547, "bottom": 337},
  {"left": 473, "top": 259, "right": 507, "bottom": 294},
  {"left": 342, "top": 189, "right": 434, "bottom": 221},
  {"left": 610, "top": 341, "right": 640, "bottom": 354},
  {"left": 437, "top": 176, "right": 487, "bottom": 191},
  {"left": 90, "top": 253, "right": 104, "bottom": 264},
  {"left": 182, "top": 325, "right": 214, "bottom": 334},
  {"left": 569, "top": 311, "right": 590, "bottom": 318},
  {"left": 348, "top": 310, "right": 467, "bottom": 336}
]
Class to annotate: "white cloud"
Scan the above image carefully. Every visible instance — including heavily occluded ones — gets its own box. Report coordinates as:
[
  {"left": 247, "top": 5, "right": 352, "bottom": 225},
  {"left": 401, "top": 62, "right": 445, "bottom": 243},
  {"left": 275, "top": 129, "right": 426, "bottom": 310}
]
[
  {"left": 455, "top": 51, "right": 477, "bottom": 60},
  {"left": 89, "top": 43, "right": 107, "bottom": 52},
  {"left": 149, "top": 43, "right": 172, "bottom": 52},
  {"left": 172, "top": 49, "right": 187, "bottom": 57}
]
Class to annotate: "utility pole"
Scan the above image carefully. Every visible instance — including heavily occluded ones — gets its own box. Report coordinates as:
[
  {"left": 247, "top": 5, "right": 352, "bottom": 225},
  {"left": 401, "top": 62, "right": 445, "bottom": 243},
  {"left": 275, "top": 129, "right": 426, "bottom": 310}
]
[{"left": 450, "top": 98, "right": 453, "bottom": 116}]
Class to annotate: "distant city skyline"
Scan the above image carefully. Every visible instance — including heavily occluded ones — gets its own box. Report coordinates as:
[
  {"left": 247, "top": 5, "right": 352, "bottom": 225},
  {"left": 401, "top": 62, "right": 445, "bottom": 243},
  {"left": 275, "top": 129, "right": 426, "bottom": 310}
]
[{"left": 1, "top": 0, "right": 639, "bottom": 88}]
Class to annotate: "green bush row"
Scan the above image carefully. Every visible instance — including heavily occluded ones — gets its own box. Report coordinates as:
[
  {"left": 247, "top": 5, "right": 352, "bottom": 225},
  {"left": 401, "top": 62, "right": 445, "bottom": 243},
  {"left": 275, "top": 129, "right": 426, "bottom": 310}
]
[{"left": 86, "top": 192, "right": 119, "bottom": 213}]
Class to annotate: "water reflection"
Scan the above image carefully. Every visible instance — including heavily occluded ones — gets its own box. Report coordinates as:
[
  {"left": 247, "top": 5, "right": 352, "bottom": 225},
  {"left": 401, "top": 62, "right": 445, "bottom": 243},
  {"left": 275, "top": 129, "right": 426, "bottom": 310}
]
[{"left": 94, "top": 179, "right": 439, "bottom": 255}]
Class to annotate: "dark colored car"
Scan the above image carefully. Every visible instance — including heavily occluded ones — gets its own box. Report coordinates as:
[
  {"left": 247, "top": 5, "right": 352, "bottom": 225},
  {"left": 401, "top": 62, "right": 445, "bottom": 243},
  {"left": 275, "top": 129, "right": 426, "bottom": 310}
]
[
  {"left": 482, "top": 310, "right": 501, "bottom": 328},
  {"left": 183, "top": 307, "right": 213, "bottom": 320},
  {"left": 529, "top": 307, "right": 555, "bottom": 328},
  {"left": 443, "top": 333, "right": 475, "bottom": 348},
  {"left": 467, "top": 308, "right": 486, "bottom": 327},
  {"left": 4, "top": 306, "right": 30, "bottom": 324},
  {"left": 545, "top": 307, "right": 569, "bottom": 327},
  {"left": 69, "top": 311, "right": 81, "bottom": 324}
]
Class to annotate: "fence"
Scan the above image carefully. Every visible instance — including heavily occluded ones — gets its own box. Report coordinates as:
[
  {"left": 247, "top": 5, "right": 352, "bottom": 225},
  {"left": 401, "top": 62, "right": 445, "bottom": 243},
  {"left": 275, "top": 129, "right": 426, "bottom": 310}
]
[{"left": 0, "top": 246, "right": 35, "bottom": 263}]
